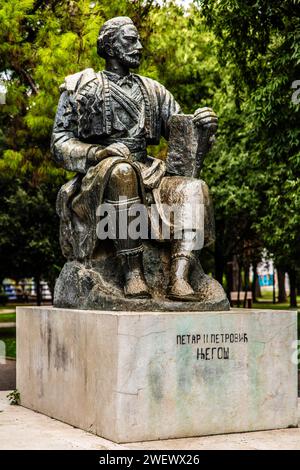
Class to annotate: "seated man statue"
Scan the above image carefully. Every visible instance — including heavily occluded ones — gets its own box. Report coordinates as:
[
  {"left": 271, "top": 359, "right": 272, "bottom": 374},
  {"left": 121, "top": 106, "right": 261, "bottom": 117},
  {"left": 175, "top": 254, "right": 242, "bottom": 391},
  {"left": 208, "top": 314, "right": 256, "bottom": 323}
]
[{"left": 51, "top": 16, "right": 229, "bottom": 310}]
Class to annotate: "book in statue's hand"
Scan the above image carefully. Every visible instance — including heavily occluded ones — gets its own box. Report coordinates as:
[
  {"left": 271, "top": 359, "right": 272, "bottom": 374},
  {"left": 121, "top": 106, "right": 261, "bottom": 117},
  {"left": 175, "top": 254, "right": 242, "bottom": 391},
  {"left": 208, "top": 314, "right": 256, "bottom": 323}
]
[{"left": 166, "top": 114, "right": 214, "bottom": 177}]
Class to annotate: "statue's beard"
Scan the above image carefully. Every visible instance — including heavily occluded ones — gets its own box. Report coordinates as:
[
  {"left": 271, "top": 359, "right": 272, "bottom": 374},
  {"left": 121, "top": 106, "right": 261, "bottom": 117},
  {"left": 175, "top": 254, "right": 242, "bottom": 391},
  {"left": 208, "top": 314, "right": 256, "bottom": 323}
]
[{"left": 116, "top": 50, "right": 141, "bottom": 68}]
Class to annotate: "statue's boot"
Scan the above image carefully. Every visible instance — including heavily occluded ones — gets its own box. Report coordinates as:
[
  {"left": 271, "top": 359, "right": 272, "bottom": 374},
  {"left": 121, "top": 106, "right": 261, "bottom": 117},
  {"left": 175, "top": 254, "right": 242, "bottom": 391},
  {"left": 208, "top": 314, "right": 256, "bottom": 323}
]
[
  {"left": 167, "top": 230, "right": 229, "bottom": 306},
  {"left": 167, "top": 254, "right": 197, "bottom": 301},
  {"left": 105, "top": 162, "right": 151, "bottom": 299},
  {"left": 112, "top": 208, "right": 151, "bottom": 298},
  {"left": 167, "top": 229, "right": 202, "bottom": 301},
  {"left": 122, "top": 252, "right": 151, "bottom": 299}
]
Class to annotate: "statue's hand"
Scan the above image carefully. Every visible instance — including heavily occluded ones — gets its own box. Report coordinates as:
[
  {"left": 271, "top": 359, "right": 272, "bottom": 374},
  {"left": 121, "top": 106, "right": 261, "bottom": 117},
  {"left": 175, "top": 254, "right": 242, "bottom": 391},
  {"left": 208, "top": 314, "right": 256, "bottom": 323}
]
[
  {"left": 95, "top": 143, "right": 132, "bottom": 161},
  {"left": 192, "top": 107, "right": 218, "bottom": 131}
]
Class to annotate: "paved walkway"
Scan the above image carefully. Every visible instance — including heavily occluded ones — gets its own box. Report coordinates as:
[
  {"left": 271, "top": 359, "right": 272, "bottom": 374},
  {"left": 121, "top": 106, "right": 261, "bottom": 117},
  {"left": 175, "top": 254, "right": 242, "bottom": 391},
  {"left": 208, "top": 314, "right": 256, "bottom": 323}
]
[
  {"left": 0, "top": 322, "right": 16, "bottom": 329},
  {"left": 0, "top": 392, "right": 299, "bottom": 450}
]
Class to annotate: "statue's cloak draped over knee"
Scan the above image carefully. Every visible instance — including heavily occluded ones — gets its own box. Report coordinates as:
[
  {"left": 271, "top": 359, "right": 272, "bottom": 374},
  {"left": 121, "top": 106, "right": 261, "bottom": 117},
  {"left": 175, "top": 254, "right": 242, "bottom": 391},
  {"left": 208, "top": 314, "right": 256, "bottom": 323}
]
[
  {"left": 52, "top": 68, "right": 215, "bottom": 260},
  {"left": 57, "top": 167, "right": 215, "bottom": 260},
  {"left": 56, "top": 157, "right": 146, "bottom": 260}
]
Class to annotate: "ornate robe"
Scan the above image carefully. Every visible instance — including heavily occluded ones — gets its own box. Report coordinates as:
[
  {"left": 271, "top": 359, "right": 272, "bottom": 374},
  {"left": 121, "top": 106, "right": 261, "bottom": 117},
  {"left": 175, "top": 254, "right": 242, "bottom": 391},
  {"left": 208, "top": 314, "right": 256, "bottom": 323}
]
[{"left": 51, "top": 68, "right": 214, "bottom": 260}]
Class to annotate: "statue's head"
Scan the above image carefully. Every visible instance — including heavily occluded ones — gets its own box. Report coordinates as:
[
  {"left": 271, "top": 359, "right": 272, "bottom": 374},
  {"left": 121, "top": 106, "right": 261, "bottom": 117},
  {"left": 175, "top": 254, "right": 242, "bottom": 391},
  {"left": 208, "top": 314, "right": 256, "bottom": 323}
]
[{"left": 97, "top": 17, "right": 143, "bottom": 69}]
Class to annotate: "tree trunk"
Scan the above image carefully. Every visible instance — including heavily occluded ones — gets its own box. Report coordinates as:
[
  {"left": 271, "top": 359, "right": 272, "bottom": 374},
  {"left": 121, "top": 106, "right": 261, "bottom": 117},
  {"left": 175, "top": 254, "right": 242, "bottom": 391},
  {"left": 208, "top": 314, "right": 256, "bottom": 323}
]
[
  {"left": 272, "top": 268, "right": 276, "bottom": 304},
  {"left": 251, "top": 263, "right": 259, "bottom": 302},
  {"left": 47, "top": 277, "right": 55, "bottom": 304},
  {"left": 243, "top": 265, "right": 250, "bottom": 308},
  {"left": 215, "top": 249, "right": 225, "bottom": 286},
  {"left": 288, "top": 269, "right": 297, "bottom": 308},
  {"left": 232, "top": 256, "right": 239, "bottom": 291},
  {"left": 237, "top": 262, "right": 242, "bottom": 308},
  {"left": 225, "top": 261, "right": 233, "bottom": 301},
  {"left": 296, "top": 273, "right": 300, "bottom": 297},
  {"left": 277, "top": 268, "right": 287, "bottom": 303},
  {"left": 255, "top": 267, "right": 262, "bottom": 298},
  {"left": 35, "top": 276, "right": 42, "bottom": 306}
]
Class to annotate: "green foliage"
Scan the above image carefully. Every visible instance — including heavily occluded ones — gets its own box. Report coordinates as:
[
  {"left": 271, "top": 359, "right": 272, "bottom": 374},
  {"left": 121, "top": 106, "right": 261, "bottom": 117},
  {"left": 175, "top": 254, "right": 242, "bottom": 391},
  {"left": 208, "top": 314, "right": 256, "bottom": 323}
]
[
  {"left": 7, "top": 389, "right": 20, "bottom": 405},
  {"left": 201, "top": 0, "right": 300, "bottom": 296},
  {"left": 141, "top": 3, "right": 219, "bottom": 111}
]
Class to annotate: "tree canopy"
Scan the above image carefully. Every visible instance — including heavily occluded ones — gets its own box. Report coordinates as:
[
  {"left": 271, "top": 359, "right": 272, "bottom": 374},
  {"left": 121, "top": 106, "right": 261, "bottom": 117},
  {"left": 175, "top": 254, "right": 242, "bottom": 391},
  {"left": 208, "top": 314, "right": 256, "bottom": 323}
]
[{"left": 201, "top": 0, "right": 300, "bottom": 304}]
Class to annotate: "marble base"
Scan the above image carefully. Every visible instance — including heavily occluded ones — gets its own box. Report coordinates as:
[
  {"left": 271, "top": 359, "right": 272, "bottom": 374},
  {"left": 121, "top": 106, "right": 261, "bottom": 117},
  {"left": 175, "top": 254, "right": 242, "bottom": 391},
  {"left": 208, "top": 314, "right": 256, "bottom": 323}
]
[{"left": 16, "top": 307, "right": 298, "bottom": 443}]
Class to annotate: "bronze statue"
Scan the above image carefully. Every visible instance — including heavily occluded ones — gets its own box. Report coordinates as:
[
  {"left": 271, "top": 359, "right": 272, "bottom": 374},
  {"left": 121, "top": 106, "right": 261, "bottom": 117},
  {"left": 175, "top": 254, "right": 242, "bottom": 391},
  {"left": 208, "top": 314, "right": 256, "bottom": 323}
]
[{"left": 51, "top": 17, "right": 229, "bottom": 311}]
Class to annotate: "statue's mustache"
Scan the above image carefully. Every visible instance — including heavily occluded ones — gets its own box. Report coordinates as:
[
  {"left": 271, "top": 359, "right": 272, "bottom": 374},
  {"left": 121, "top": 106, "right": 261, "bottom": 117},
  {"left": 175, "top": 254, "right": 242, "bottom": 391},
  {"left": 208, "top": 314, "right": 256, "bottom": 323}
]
[
  {"left": 116, "top": 48, "right": 142, "bottom": 59},
  {"left": 127, "top": 50, "right": 142, "bottom": 57}
]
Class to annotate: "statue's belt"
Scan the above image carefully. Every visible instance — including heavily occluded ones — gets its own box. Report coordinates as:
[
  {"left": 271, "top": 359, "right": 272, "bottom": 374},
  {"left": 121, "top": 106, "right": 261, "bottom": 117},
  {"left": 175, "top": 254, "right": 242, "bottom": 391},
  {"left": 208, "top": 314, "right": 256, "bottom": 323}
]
[{"left": 101, "top": 138, "right": 147, "bottom": 161}]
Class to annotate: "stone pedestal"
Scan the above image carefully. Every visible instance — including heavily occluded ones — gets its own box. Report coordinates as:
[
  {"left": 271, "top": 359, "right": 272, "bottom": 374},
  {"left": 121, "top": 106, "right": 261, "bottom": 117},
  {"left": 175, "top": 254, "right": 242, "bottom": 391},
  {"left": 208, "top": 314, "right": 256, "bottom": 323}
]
[{"left": 17, "top": 307, "right": 298, "bottom": 443}]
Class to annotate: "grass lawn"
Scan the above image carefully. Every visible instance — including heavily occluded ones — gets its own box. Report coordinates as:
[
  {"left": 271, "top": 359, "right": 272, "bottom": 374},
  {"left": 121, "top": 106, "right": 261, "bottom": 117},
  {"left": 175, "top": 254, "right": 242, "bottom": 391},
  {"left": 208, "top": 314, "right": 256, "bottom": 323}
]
[
  {"left": 253, "top": 290, "right": 300, "bottom": 309},
  {"left": 0, "top": 327, "right": 16, "bottom": 358},
  {"left": 253, "top": 301, "right": 299, "bottom": 310},
  {"left": 0, "top": 306, "right": 17, "bottom": 357},
  {"left": 0, "top": 304, "right": 17, "bottom": 358},
  {"left": 0, "top": 304, "right": 17, "bottom": 311},
  {"left": 0, "top": 313, "right": 16, "bottom": 322}
]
